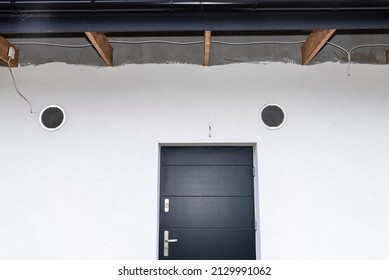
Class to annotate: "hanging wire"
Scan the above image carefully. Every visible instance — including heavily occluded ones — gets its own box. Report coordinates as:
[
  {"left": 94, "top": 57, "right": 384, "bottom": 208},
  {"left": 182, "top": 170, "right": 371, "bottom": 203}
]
[
  {"left": 7, "top": 57, "right": 34, "bottom": 114},
  {"left": 4, "top": 38, "right": 389, "bottom": 117},
  {"left": 211, "top": 40, "right": 306, "bottom": 45},
  {"left": 110, "top": 39, "right": 204, "bottom": 45},
  {"left": 11, "top": 41, "right": 93, "bottom": 48},
  {"left": 8, "top": 39, "right": 389, "bottom": 78},
  {"left": 325, "top": 42, "right": 351, "bottom": 75},
  {"left": 326, "top": 42, "right": 389, "bottom": 76}
]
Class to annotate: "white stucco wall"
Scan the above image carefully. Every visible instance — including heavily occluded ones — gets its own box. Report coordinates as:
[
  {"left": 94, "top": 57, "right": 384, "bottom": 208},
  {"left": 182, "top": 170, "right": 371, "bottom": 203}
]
[{"left": 0, "top": 62, "right": 388, "bottom": 259}]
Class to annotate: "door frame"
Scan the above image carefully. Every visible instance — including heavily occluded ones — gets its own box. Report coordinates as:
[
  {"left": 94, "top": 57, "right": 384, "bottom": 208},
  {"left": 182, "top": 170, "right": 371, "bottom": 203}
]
[{"left": 156, "top": 143, "right": 261, "bottom": 259}]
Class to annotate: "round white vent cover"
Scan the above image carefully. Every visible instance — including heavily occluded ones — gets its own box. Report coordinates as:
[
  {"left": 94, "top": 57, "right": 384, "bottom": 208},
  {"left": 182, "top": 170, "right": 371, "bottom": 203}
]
[
  {"left": 39, "top": 105, "right": 66, "bottom": 131},
  {"left": 260, "top": 104, "right": 286, "bottom": 129}
]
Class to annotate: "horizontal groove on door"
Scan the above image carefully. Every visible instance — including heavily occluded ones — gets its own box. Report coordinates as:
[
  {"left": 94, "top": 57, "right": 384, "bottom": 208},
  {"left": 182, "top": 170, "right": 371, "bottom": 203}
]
[
  {"left": 159, "top": 228, "right": 256, "bottom": 260},
  {"left": 161, "top": 197, "right": 254, "bottom": 228},
  {"left": 161, "top": 164, "right": 253, "bottom": 166},
  {"left": 161, "top": 195, "right": 254, "bottom": 197},
  {"left": 161, "top": 227, "right": 254, "bottom": 229},
  {"left": 161, "top": 146, "right": 253, "bottom": 166},
  {"left": 161, "top": 165, "right": 254, "bottom": 196}
]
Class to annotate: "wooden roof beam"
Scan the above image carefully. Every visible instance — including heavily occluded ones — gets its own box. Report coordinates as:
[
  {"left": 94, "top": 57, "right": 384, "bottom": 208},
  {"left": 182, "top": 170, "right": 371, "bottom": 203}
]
[
  {"left": 386, "top": 50, "right": 389, "bottom": 64},
  {"left": 85, "top": 32, "right": 113, "bottom": 66},
  {"left": 301, "top": 29, "right": 336, "bottom": 65},
  {"left": 0, "top": 35, "right": 19, "bottom": 67},
  {"left": 204, "top": 30, "right": 211, "bottom": 66}
]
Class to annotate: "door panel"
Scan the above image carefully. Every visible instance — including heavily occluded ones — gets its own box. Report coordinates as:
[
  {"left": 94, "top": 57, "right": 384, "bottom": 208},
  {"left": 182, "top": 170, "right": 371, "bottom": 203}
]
[
  {"left": 161, "top": 146, "right": 253, "bottom": 166},
  {"left": 161, "top": 197, "right": 254, "bottom": 228},
  {"left": 161, "top": 166, "right": 254, "bottom": 196},
  {"left": 159, "top": 146, "right": 256, "bottom": 260},
  {"left": 159, "top": 229, "right": 256, "bottom": 260}
]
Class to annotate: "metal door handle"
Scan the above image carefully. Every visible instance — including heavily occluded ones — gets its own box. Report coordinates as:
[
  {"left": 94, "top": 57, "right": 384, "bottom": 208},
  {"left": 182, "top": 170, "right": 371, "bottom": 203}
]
[
  {"left": 163, "top": 231, "right": 178, "bottom": 257},
  {"left": 167, "top": 239, "right": 178, "bottom": 243}
]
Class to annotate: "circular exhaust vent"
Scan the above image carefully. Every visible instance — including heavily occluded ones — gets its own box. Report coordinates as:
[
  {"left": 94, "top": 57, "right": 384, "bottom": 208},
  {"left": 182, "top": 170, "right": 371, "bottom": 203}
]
[
  {"left": 39, "top": 105, "right": 66, "bottom": 131},
  {"left": 260, "top": 104, "right": 286, "bottom": 129}
]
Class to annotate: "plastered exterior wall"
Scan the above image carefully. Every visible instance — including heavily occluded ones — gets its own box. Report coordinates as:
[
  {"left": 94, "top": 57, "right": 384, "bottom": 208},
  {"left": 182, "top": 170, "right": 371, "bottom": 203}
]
[{"left": 0, "top": 62, "right": 388, "bottom": 259}]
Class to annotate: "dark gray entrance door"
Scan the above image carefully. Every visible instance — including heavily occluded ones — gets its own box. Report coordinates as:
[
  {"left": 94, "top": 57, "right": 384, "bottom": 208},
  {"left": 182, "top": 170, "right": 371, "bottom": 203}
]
[{"left": 159, "top": 146, "right": 256, "bottom": 260}]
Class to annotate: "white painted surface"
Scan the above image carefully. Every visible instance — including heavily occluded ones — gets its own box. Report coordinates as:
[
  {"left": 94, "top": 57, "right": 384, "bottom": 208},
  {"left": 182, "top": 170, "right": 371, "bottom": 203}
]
[{"left": 0, "top": 62, "right": 389, "bottom": 259}]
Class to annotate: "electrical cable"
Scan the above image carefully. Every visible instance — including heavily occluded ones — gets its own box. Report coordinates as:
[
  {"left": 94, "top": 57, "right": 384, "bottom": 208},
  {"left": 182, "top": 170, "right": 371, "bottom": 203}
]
[
  {"left": 11, "top": 40, "right": 205, "bottom": 47},
  {"left": 326, "top": 42, "right": 389, "bottom": 76},
  {"left": 4, "top": 38, "right": 389, "bottom": 116},
  {"left": 110, "top": 39, "right": 307, "bottom": 46},
  {"left": 325, "top": 42, "right": 351, "bottom": 75},
  {"left": 110, "top": 39, "right": 204, "bottom": 45},
  {"left": 7, "top": 57, "right": 34, "bottom": 114},
  {"left": 11, "top": 39, "right": 306, "bottom": 47},
  {"left": 10, "top": 41, "right": 93, "bottom": 48},
  {"left": 211, "top": 40, "right": 306, "bottom": 45},
  {"left": 326, "top": 42, "right": 349, "bottom": 57},
  {"left": 350, "top": 43, "right": 389, "bottom": 54},
  {"left": 8, "top": 39, "right": 389, "bottom": 77}
]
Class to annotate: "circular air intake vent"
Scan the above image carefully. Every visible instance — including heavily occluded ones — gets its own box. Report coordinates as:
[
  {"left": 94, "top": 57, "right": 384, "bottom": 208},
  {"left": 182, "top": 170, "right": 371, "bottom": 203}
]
[
  {"left": 39, "top": 105, "right": 66, "bottom": 131},
  {"left": 260, "top": 104, "right": 286, "bottom": 129}
]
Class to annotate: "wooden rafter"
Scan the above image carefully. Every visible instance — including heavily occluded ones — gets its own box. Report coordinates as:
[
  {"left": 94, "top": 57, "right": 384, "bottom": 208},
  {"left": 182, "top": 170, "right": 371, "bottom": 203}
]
[
  {"left": 85, "top": 32, "right": 113, "bottom": 66},
  {"left": 204, "top": 30, "right": 211, "bottom": 66},
  {"left": 386, "top": 50, "right": 389, "bottom": 64},
  {"left": 301, "top": 29, "right": 336, "bottom": 65},
  {"left": 0, "top": 36, "right": 19, "bottom": 67}
]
